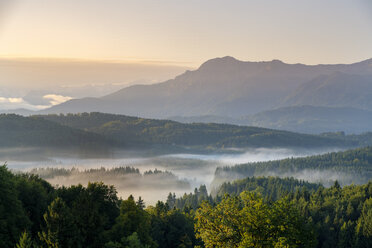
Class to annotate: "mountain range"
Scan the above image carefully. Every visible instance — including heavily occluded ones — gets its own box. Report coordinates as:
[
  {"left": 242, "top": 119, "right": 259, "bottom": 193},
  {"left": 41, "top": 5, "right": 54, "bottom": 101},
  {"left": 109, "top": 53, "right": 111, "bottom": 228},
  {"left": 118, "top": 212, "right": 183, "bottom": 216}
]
[{"left": 5, "top": 56, "right": 372, "bottom": 134}]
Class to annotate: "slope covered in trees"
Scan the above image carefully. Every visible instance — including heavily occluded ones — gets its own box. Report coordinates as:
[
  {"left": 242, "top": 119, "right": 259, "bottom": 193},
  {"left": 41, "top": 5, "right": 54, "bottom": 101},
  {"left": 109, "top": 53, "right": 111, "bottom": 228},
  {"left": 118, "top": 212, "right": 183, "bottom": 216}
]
[
  {"left": 213, "top": 146, "right": 372, "bottom": 186},
  {"left": 0, "top": 114, "right": 111, "bottom": 149},
  {"left": 195, "top": 182, "right": 372, "bottom": 248},
  {"left": 36, "top": 112, "right": 362, "bottom": 149},
  {"left": 2, "top": 165, "right": 372, "bottom": 248},
  {"left": 167, "top": 177, "right": 321, "bottom": 210},
  {"left": 1, "top": 113, "right": 371, "bottom": 152}
]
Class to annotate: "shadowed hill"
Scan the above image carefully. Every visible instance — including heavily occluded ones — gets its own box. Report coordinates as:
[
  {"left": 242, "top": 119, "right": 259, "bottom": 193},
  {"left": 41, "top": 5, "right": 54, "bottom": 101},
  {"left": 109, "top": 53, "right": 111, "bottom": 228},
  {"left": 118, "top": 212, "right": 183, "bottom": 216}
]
[
  {"left": 37, "top": 112, "right": 360, "bottom": 149},
  {"left": 213, "top": 146, "right": 372, "bottom": 186},
  {"left": 0, "top": 114, "right": 113, "bottom": 149}
]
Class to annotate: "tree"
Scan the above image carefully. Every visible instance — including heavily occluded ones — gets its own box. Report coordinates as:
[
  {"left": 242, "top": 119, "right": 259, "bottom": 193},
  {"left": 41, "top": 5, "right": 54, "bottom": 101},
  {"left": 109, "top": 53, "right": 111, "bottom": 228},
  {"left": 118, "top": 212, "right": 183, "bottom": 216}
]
[
  {"left": 57, "top": 182, "right": 120, "bottom": 247},
  {"left": 15, "top": 231, "right": 34, "bottom": 248},
  {"left": 15, "top": 174, "right": 55, "bottom": 237},
  {"left": 38, "top": 197, "right": 81, "bottom": 248},
  {"left": 166, "top": 193, "right": 176, "bottom": 209},
  {"left": 106, "top": 196, "right": 155, "bottom": 247},
  {"left": 195, "top": 192, "right": 316, "bottom": 248},
  {"left": 136, "top": 197, "right": 145, "bottom": 210},
  {"left": 0, "top": 165, "right": 30, "bottom": 248}
]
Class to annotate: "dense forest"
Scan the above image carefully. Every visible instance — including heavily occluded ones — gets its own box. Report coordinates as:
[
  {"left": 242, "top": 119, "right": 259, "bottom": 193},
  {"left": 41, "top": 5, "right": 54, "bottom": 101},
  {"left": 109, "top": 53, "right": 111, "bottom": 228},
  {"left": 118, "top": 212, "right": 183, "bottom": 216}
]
[
  {"left": 37, "top": 112, "right": 367, "bottom": 149},
  {"left": 2, "top": 113, "right": 372, "bottom": 155},
  {"left": 2, "top": 164, "right": 372, "bottom": 248},
  {"left": 213, "top": 146, "right": 372, "bottom": 186},
  {"left": 0, "top": 114, "right": 111, "bottom": 149},
  {"left": 166, "top": 177, "right": 321, "bottom": 210}
]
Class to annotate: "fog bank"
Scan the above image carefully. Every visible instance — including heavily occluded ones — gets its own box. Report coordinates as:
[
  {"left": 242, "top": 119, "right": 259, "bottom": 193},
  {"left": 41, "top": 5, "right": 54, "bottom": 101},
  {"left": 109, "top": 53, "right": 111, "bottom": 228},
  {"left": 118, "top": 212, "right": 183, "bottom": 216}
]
[{"left": 3, "top": 147, "right": 342, "bottom": 204}]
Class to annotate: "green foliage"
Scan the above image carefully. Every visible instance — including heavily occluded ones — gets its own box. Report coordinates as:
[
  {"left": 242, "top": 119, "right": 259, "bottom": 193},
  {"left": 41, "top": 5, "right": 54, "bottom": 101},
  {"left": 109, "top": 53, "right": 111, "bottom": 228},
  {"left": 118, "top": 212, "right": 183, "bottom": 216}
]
[
  {"left": 216, "top": 176, "right": 320, "bottom": 202},
  {"left": 106, "top": 196, "right": 155, "bottom": 247},
  {"left": 56, "top": 182, "right": 120, "bottom": 248},
  {"left": 172, "top": 177, "right": 319, "bottom": 210},
  {"left": 14, "top": 174, "right": 55, "bottom": 237},
  {"left": 0, "top": 165, "right": 30, "bottom": 248},
  {"left": 171, "top": 185, "right": 212, "bottom": 210},
  {"left": 195, "top": 192, "right": 316, "bottom": 248},
  {"left": 215, "top": 146, "right": 372, "bottom": 185},
  {"left": 15, "top": 231, "right": 34, "bottom": 248},
  {"left": 2, "top": 163, "right": 372, "bottom": 248},
  {"left": 148, "top": 201, "right": 198, "bottom": 248},
  {"left": 38, "top": 197, "right": 81, "bottom": 248}
]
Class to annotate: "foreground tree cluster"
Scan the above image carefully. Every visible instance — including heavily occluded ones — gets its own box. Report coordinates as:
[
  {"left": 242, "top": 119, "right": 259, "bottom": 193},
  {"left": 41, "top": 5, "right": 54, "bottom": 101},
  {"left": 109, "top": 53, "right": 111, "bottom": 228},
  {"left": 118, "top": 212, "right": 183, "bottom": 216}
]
[{"left": 1, "top": 165, "right": 372, "bottom": 248}]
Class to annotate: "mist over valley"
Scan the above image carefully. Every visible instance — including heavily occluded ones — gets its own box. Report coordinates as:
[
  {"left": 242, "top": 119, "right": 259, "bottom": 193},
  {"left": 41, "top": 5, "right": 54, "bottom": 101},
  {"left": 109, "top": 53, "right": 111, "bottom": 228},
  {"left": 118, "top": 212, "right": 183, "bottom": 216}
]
[{"left": 3, "top": 146, "right": 348, "bottom": 204}]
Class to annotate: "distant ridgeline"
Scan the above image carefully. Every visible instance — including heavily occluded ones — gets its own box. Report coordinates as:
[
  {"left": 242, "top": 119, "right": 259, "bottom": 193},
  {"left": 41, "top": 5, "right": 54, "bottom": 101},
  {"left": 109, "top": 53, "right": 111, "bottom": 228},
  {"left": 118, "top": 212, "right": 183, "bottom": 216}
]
[
  {"left": 33, "top": 112, "right": 372, "bottom": 149},
  {"left": 2, "top": 113, "right": 372, "bottom": 155},
  {"left": 213, "top": 146, "right": 372, "bottom": 186}
]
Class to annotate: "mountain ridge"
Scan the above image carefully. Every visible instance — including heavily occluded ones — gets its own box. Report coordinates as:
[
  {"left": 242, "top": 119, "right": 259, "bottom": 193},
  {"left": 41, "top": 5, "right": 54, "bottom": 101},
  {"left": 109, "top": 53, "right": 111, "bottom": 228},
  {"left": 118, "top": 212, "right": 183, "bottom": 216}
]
[{"left": 42, "top": 56, "right": 372, "bottom": 119}]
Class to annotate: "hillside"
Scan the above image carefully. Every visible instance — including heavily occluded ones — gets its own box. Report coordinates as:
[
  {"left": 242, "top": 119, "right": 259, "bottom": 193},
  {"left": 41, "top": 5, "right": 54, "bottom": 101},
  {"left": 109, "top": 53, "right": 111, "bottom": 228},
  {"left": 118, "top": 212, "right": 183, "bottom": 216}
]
[
  {"left": 215, "top": 176, "right": 321, "bottom": 200},
  {"left": 3, "top": 165, "right": 372, "bottom": 248},
  {"left": 41, "top": 57, "right": 372, "bottom": 118},
  {"left": 0, "top": 114, "right": 111, "bottom": 149},
  {"left": 37, "top": 112, "right": 361, "bottom": 149},
  {"left": 172, "top": 177, "right": 321, "bottom": 210},
  {"left": 283, "top": 72, "right": 372, "bottom": 109},
  {"left": 170, "top": 106, "right": 372, "bottom": 134},
  {"left": 243, "top": 105, "right": 372, "bottom": 134},
  {"left": 213, "top": 146, "right": 372, "bottom": 186}
]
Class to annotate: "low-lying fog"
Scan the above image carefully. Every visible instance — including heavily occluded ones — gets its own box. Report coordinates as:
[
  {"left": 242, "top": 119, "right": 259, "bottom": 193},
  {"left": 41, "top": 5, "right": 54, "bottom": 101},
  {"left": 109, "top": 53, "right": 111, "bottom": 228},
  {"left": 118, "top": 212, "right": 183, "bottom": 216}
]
[{"left": 3, "top": 147, "right": 342, "bottom": 205}]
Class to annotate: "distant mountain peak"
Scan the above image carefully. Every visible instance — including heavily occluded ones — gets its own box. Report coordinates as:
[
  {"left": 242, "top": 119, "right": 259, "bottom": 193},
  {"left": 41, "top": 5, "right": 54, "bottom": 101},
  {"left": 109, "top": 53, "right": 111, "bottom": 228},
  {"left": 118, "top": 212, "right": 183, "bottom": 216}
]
[
  {"left": 198, "top": 56, "right": 241, "bottom": 70},
  {"left": 270, "top": 59, "right": 284, "bottom": 64},
  {"left": 351, "top": 58, "right": 372, "bottom": 66}
]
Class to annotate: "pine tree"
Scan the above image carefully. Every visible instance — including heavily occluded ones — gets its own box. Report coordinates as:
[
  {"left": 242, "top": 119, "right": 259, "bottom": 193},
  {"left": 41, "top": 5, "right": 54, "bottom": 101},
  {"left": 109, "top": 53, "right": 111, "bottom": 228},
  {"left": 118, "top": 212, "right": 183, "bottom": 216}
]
[
  {"left": 38, "top": 197, "right": 81, "bottom": 248},
  {"left": 15, "top": 231, "right": 34, "bottom": 248}
]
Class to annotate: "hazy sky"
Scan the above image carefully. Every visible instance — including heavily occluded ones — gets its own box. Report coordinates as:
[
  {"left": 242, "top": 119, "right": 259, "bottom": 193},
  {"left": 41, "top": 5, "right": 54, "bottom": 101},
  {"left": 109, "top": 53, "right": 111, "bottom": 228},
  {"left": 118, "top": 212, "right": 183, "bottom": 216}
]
[
  {"left": 0, "top": 0, "right": 371, "bottom": 66},
  {"left": 1, "top": 0, "right": 372, "bottom": 110}
]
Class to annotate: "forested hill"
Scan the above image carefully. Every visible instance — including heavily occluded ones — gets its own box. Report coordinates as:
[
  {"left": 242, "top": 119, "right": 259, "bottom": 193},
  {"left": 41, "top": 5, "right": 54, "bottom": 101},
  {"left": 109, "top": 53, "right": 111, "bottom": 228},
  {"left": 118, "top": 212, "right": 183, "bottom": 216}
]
[
  {"left": 213, "top": 146, "right": 372, "bottom": 186},
  {"left": 168, "top": 176, "right": 321, "bottom": 210},
  {"left": 0, "top": 114, "right": 111, "bottom": 148},
  {"left": 36, "top": 112, "right": 361, "bottom": 149},
  {"left": 1, "top": 112, "right": 370, "bottom": 151},
  {"left": 215, "top": 176, "right": 321, "bottom": 201},
  {"left": 2, "top": 165, "right": 372, "bottom": 248}
]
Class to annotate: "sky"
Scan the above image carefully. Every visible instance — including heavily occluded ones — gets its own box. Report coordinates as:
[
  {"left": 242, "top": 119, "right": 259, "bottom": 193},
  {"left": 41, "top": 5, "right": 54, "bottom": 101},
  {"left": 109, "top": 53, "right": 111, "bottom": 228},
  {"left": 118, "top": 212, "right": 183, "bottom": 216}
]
[
  {"left": 0, "top": 0, "right": 371, "bottom": 66},
  {"left": 0, "top": 0, "right": 371, "bottom": 110}
]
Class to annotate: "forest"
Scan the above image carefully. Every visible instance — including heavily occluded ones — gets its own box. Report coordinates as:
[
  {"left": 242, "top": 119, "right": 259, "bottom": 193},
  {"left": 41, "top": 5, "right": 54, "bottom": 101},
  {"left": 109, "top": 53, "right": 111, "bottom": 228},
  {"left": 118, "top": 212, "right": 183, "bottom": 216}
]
[
  {"left": 213, "top": 146, "right": 372, "bottom": 186},
  {"left": 2, "top": 113, "right": 372, "bottom": 159},
  {"left": 36, "top": 112, "right": 371, "bottom": 149},
  {"left": 0, "top": 114, "right": 111, "bottom": 149},
  {"left": 1, "top": 164, "right": 372, "bottom": 248}
]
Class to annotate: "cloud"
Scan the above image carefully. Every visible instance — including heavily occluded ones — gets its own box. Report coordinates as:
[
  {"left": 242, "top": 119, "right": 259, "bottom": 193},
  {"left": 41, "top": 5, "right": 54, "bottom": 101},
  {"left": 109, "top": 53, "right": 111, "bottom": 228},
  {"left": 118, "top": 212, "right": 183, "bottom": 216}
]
[
  {"left": 0, "top": 97, "right": 23, "bottom": 103},
  {"left": 8, "top": 97, "right": 23, "bottom": 103},
  {"left": 0, "top": 93, "right": 73, "bottom": 111},
  {"left": 43, "top": 94, "right": 73, "bottom": 106},
  {"left": 0, "top": 96, "right": 45, "bottom": 110}
]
